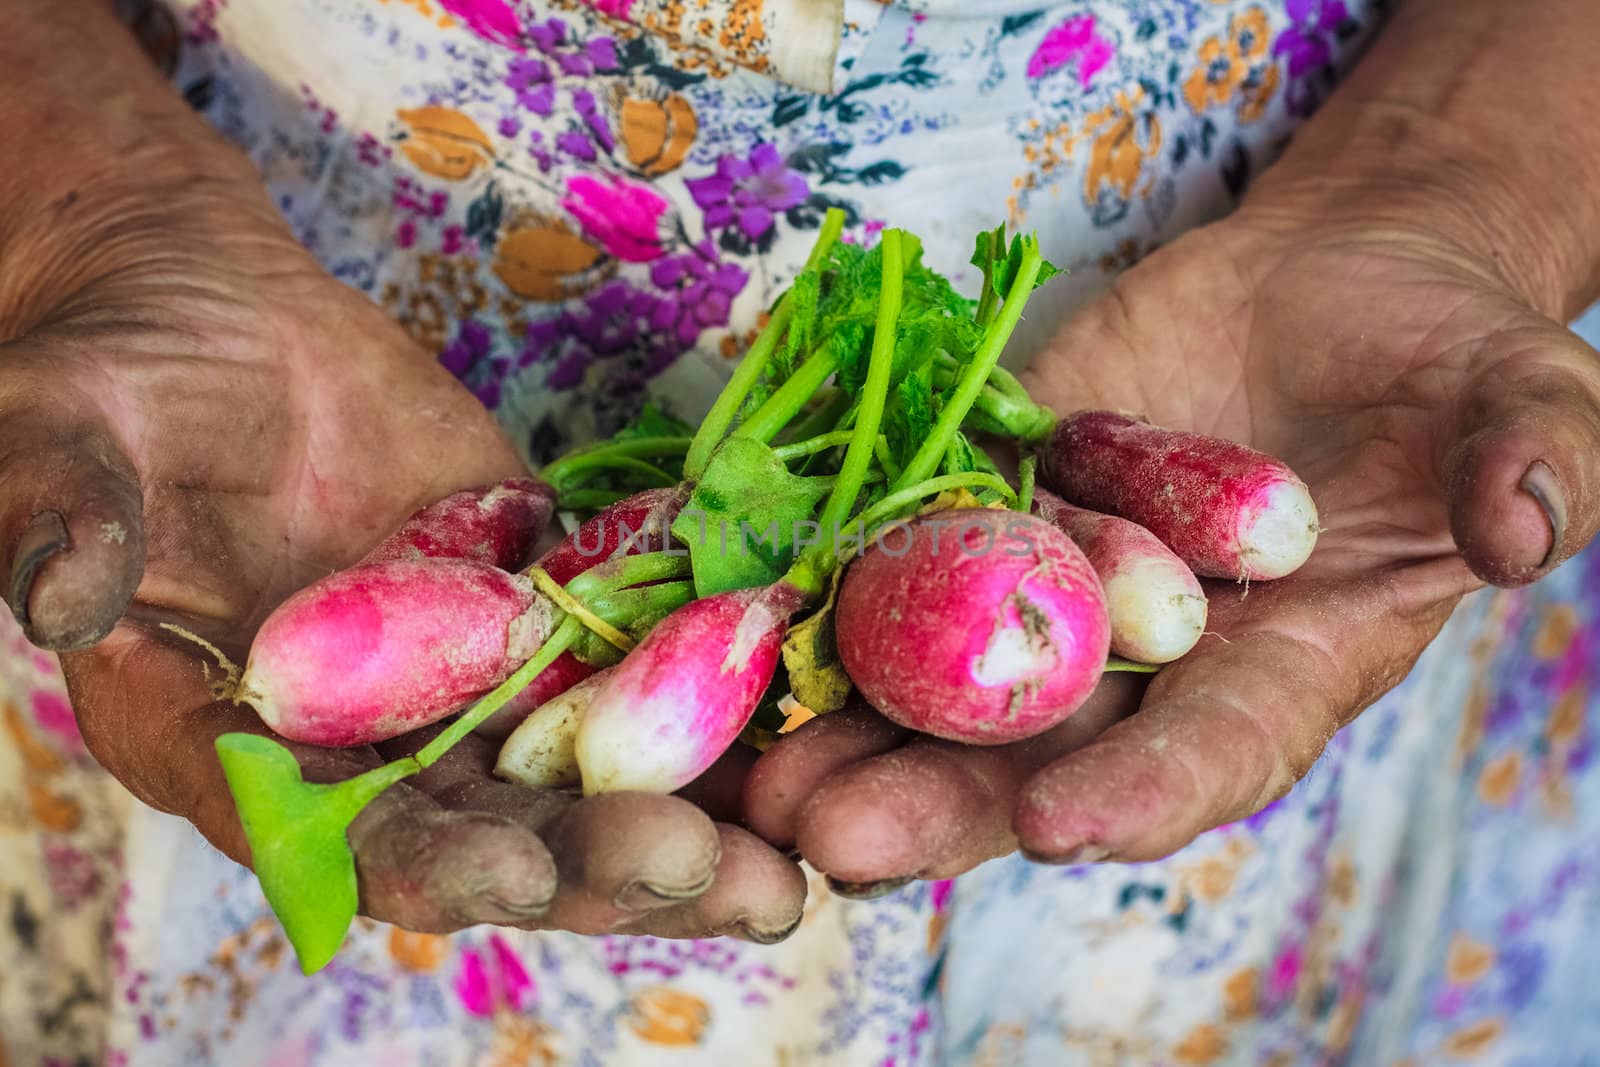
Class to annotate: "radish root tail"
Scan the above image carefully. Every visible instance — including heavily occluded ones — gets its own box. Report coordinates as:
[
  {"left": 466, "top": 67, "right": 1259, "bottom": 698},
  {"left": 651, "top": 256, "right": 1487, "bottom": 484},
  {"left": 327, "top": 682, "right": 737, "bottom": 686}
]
[{"left": 159, "top": 623, "right": 242, "bottom": 702}]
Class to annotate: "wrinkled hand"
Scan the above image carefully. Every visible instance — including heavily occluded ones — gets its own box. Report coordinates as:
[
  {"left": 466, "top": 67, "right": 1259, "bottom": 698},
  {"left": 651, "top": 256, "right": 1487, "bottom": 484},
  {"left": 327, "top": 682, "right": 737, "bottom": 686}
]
[
  {"left": 747, "top": 180, "right": 1600, "bottom": 885},
  {"left": 0, "top": 162, "right": 804, "bottom": 942}
]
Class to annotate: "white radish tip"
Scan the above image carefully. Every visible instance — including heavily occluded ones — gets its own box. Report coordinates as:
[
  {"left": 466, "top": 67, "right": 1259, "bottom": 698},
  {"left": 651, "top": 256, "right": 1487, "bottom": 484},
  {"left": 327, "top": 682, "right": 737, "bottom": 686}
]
[
  {"left": 1239, "top": 479, "right": 1320, "bottom": 580},
  {"left": 1103, "top": 565, "right": 1208, "bottom": 664}
]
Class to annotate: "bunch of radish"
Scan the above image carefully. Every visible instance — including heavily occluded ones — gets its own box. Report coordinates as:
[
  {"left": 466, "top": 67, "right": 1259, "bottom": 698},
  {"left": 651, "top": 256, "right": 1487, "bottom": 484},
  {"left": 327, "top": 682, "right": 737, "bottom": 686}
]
[{"left": 210, "top": 214, "right": 1320, "bottom": 972}]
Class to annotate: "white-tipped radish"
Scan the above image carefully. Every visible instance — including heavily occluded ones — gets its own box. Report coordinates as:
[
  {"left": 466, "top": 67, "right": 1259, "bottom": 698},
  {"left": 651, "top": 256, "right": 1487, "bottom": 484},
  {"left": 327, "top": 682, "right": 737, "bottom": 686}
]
[
  {"left": 1041, "top": 411, "right": 1319, "bottom": 580},
  {"left": 1034, "top": 489, "right": 1206, "bottom": 663},
  {"left": 494, "top": 666, "right": 616, "bottom": 790},
  {"left": 575, "top": 583, "right": 805, "bottom": 794}
]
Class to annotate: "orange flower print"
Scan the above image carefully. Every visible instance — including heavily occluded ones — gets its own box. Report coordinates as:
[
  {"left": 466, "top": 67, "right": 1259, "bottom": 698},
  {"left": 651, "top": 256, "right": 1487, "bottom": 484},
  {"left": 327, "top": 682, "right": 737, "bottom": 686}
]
[
  {"left": 1222, "top": 967, "right": 1258, "bottom": 1020},
  {"left": 387, "top": 928, "right": 451, "bottom": 973},
  {"left": 396, "top": 106, "right": 496, "bottom": 180},
  {"left": 1477, "top": 751, "right": 1522, "bottom": 806},
  {"left": 620, "top": 92, "right": 699, "bottom": 176},
  {"left": 1442, "top": 1018, "right": 1504, "bottom": 1058},
  {"left": 493, "top": 218, "right": 609, "bottom": 302},
  {"left": 1446, "top": 934, "right": 1496, "bottom": 985},
  {"left": 1183, "top": 7, "right": 1280, "bottom": 123},
  {"left": 1172, "top": 1022, "right": 1227, "bottom": 1065},
  {"left": 1084, "top": 88, "right": 1163, "bottom": 213},
  {"left": 627, "top": 986, "right": 711, "bottom": 1046}
]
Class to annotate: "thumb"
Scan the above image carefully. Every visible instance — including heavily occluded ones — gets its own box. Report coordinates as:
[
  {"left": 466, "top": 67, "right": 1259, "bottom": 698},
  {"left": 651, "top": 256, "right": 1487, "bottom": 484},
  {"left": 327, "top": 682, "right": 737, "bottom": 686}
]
[
  {"left": 1444, "top": 323, "right": 1600, "bottom": 588},
  {"left": 0, "top": 379, "right": 146, "bottom": 650}
]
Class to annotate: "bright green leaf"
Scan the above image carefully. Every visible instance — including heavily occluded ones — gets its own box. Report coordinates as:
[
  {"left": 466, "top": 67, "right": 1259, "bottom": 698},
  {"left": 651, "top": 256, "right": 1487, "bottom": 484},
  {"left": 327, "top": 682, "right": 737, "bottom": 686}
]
[
  {"left": 216, "top": 733, "right": 420, "bottom": 975},
  {"left": 672, "top": 437, "right": 834, "bottom": 596}
]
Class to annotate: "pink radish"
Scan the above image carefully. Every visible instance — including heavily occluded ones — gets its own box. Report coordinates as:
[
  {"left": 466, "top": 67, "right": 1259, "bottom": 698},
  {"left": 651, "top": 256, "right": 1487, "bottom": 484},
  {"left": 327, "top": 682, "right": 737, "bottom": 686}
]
[
  {"left": 835, "top": 508, "right": 1110, "bottom": 744},
  {"left": 575, "top": 583, "right": 806, "bottom": 794},
  {"left": 1033, "top": 489, "right": 1206, "bottom": 664},
  {"left": 473, "top": 487, "right": 685, "bottom": 740},
  {"left": 361, "top": 478, "right": 556, "bottom": 569},
  {"left": 494, "top": 666, "right": 616, "bottom": 790},
  {"left": 238, "top": 559, "right": 556, "bottom": 747},
  {"left": 1041, "top": 411, "right": 1319, "bottom": 580}
]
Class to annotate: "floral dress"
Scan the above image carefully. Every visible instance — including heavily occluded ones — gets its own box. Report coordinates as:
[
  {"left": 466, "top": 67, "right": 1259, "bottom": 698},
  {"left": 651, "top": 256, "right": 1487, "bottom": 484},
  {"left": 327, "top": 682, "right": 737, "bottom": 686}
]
[{"left": 3, "top": 0, "right": 1600, "bottom": 1064}]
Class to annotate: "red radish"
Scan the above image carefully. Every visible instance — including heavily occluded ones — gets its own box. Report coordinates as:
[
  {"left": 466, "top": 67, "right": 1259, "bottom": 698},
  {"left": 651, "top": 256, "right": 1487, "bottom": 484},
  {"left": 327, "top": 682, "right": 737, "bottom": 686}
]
[
  {"left": 238, "top": 559, "right": 556, "bottom": 747},
  {"left": 536, "top": 487, "right": 682, "bottom": 584},
  {"left": 1034, "top": 489, "right": 1207, "bottom": 664},
  {"left": 494, "top": 666, "right": 616, "bottom": 790},
  {"left": 1041, "top": 411, "right": 1319, "bottom": 581},
  {"left": 473, "top": 487, "right": 685, "bottom": 740},
  {"left": 361, "top": 478, "right": 556, "bottom": 570},
  {"left": 836, "top": 509, "right": 1110, "bottom": 744},
  {"left": 575, "top": 583, "right": 806, "bottom": 794}
]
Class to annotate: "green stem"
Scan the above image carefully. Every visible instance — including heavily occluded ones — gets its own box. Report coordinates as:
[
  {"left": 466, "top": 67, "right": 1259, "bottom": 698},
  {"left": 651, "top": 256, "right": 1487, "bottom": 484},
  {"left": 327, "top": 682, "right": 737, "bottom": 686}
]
[
  {"left": 546, "top": 454, "right": 677, "bottom": 489},
  {"left": 933, "top": 357, "right": 1057, "bottom": 443},
  {"left": 565, "top": 551, "right": 692, "bottom": 600},
  {"left": 415, "top": 615, "right": 583, "bottom": 768},
  {"left": 1016, "top": 454, "right": 1036, "bottom": 513},
  {"left": 816, "top": 229, "right": 905, "bottom": 538},
  {"left": 873, "top": 435, "right": 901, "bottom": 484},
  {"left": 540, "top": 437, "right": 691, "bottom": 487},
  {"left": 587, "top": 581, "right": 695, "bottom": 625},
  {"left": 895, "top": 246, "right": 1043, "bottom": 490},
  {"left": 683, "top": 210, "right": 846, "bottom": 478},
  {"left": 772, "top": 430, "right": 854, "bottom": 463},
  {"left": 774, "top": 388, "right": 848, "bottom": 446},
  {"left": 734, "top": 346, "right": 840, "bottom": 444}
]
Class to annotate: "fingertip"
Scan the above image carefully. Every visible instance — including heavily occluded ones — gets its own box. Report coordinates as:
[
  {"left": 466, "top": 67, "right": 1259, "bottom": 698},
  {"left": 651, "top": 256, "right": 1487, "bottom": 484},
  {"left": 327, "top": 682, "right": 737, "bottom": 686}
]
[
  {"left": 742, "top": 705, "right": 909, "bottom": 848},
  {"left": 1450, "top": 432, "right": 1564, "bottom": 586},
  {"left": 10, "top": 492, "right": 146, "bottom": 650}
]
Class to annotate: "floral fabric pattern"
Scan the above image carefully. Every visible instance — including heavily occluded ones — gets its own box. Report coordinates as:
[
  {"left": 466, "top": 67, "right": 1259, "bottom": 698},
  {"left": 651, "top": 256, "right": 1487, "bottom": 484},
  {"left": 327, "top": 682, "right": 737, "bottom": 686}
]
[{"left": 9, "top": 1, "right": 1600, "bottom": 1065}]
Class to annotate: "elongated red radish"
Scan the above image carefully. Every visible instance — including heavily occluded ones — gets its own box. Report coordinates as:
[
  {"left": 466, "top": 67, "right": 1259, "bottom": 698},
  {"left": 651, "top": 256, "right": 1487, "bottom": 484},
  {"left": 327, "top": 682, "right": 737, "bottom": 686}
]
[
  {"left": 575, "top": 583, "right": 806, "bottom": 794},
  {"left": 473, "top": 487, "right": 685, "bottom": 740},
  {"left": 835, "top": 509, "right": 1109, "bottom": 744},
  {"left": 537, "top": 487, "right": 682, "bottom": 584},
  {"left": 493, "top": 666, "right": 616, "bottom": 790},
  {"left": 1041, "top": 411, "right": 1319, "bottom": 580},
  {"left": 361, "top": 478, "right": 556, "bottom": 569},
  {"left": 1033, "top": 489, "right": 1206, "bottom": 664},
  {"left": 238, "top": 559, "right": 556, "bottom": 747}
]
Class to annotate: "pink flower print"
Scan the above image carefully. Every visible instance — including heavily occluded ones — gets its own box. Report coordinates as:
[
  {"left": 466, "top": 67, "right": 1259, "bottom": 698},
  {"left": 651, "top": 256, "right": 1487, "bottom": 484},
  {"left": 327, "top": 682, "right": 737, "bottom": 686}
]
[
  {"left": 456, "top": 934, "right": 537, "bottom": 1017},
  {"left": 32, "top": 689, "right": 84, "bottom": 754},
  {"left": 1028, "top": 15, "right": 1115, "bottom": 89},
  {"left": 563, "top": 175, "right": 669, "bottom": 262},
  {"left": 584, "top": 0, "right": 635, "bottom": 18},
  {"left": 440, "top": 0, "right": 526, "bottom": 50}
]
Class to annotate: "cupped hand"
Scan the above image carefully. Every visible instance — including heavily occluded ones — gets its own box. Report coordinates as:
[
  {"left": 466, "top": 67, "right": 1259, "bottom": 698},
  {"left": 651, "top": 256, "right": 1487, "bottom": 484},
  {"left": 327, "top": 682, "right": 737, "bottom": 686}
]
[
  {"left": 0, "top": 158, "right": 803, "bottom": 943},
  {"left": 747, "top": 179, "right": 1600, "bottom": 883}
]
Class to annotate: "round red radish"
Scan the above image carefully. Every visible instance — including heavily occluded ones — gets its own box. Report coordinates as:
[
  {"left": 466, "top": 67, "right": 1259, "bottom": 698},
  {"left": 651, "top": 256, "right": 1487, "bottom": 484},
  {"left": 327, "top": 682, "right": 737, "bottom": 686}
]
[
  {"left": 1033, "top": 489, "right": 1207, "bottom": 664},
  {"left": 836, "top": 508, "right": 1110, "bottom": 744},
  {"left": 239, "top": 558, "right": 556, "bottom": 747},
  {"left": 1041, "top": 411, "right": 1319, "bottom": 581}
]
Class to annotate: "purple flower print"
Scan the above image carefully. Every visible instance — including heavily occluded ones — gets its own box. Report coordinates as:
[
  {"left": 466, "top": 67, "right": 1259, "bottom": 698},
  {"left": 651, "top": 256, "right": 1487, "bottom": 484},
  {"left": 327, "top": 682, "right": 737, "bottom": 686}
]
[
  {"left": 507, "top": 57, "right": 556, "bottom": 116},
  {"left": 650, "top": 246, "right": 749, "bottom": 345},
  {"left": 687, "top": 144, "right": 810, "bottom": 241},
  {"left": 439, "top": 319, "right": 509, "bottom": 408},
  {"left": 1274, "top": 0, "right": 1350, "bottom": 117}
]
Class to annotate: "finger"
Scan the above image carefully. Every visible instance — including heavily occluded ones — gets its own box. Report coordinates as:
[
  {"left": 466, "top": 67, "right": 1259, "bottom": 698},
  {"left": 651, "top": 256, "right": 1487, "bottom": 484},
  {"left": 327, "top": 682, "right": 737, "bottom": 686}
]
[
  {"left": 793, "top": 676, "right": 1140, "bottom": 883},
  {"left": 675, "top": 742, "right": 760, "bottom": 824},
  {"left": 1014, "top": 575, "right": 1446, "bottom": 864},
  {"left": 618, "top": 824, "right": 808, "bottom": 944},
  {"left": 384, "top": 722, "right": 727, "bottom": 934},
  {"left": 64, "top": 627, "right": 558, "bottom": 931},
  {"left": 0, "top": 386, "right": 145, "bottom": 649},
  {"left": 1445, "top": 325, "right": 1600, "bottom": 586},
  {"left": 742, "top": 702, "right": 912, "bottom": 849}
]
